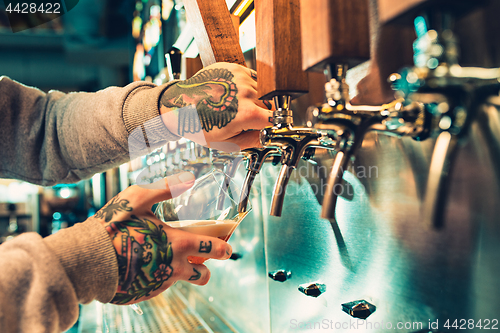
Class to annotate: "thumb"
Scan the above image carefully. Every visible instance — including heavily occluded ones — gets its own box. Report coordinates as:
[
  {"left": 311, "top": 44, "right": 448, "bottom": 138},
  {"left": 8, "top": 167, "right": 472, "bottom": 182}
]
[{"left": 138, "top": 172, "right": 196, "bottom": 205}]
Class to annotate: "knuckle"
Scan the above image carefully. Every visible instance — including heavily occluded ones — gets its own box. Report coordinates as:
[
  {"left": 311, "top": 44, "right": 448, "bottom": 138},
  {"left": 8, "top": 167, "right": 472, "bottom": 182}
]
[
  {"left": 201, "top": 270, "right": 212, "bottom": 286},
  {"left": 215, "top": 243, "right": 227, "bottom": 258},
  {"left": 237, "top": 86, "right": 251, "bottom": 98},
  {"left": 240, "top": 104, "right": 257, "bottom": 120},
  {"left": 200, "top": 270, "right": 211, "bottom": 285},
  {"left": 172, "top": 238, "right": 191, "bottom": 254}
]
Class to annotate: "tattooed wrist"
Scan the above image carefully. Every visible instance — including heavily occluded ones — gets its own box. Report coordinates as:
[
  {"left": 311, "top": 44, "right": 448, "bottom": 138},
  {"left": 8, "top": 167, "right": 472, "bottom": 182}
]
[
  {"left": 94, "top": 197, "right": 132, "bottom": 222},
  {"left": 161, "top": 68, "right": 239, "bottom": 136}
]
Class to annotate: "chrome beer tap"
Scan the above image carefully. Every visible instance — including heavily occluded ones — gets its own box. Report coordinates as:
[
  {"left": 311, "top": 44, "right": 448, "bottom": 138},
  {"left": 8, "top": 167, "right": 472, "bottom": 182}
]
[
  {"left": 238, "top": 147, "right": 281, "bottom": 213},
  {"left": 391, "top": 12, "right": 500, "bottom": 228},
  {"left": 259, "top": 95, "right": 326, "bottom": 217},
  {"left": 311, "top": 64, "right": 427, "bottom": 220}
]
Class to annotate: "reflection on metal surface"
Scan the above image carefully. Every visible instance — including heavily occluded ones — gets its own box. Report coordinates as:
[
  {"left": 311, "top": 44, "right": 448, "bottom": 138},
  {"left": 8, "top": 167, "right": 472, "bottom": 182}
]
[
  {"left": 268, "top": 269, "right": 292, "bottom": 282},
  {"left": 329, "top": 218, "right": 354, "bottom": 272},
  {"left": 341, "top": 300, "right": 376, "bottom": 319},
  {"left": 298, "top": 282, "right": 326, "bottom": 298}
]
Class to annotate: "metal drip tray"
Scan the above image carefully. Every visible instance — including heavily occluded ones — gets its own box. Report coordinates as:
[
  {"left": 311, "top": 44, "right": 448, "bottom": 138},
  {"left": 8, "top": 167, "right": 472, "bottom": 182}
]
[{"left": 79, "top": 284, "right": 236, "bottom": 333}]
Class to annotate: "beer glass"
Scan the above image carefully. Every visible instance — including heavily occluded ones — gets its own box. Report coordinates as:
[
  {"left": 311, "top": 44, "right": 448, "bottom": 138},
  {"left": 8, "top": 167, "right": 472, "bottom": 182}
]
[{"left": 155, "top": 168, "right": 251, "bottom": 264}]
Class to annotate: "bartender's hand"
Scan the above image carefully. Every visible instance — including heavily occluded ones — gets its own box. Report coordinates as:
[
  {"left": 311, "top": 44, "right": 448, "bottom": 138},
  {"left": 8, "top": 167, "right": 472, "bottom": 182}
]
[
  {"left": 92, "top": 171, "right": 232, "bottom": 305},
  {"left": 160, "top": 62, "right": 274, "bottom": 150}
]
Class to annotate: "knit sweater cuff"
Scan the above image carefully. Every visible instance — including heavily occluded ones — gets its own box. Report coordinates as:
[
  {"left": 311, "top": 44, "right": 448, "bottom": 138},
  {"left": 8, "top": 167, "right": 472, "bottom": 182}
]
[
  {"left": 43, "top": 219, "right": 118, "bottom": 304},
  {"left": 122, "top": 81, "right": 181, "bottom": 152}
]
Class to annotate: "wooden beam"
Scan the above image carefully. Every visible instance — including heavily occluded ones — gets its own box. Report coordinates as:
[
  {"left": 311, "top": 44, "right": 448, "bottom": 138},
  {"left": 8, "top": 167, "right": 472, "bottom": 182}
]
[
  {"left": 183, "top": 0, "right": 246, "bottom": 66},
  {"left": 255, "top": 0, "right": 309, "bottom": 100},
  {"left": 300, "top": 0, "right": 370, "bottom": 71}
]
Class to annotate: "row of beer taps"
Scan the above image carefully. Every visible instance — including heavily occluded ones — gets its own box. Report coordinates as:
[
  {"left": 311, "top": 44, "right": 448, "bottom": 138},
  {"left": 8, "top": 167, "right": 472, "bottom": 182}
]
[
  {"left": 230, "top": 10, "right": 500, "bottom": 229},
  {"left": 158, "top": 5, "right": 500, "bottom": 229}
]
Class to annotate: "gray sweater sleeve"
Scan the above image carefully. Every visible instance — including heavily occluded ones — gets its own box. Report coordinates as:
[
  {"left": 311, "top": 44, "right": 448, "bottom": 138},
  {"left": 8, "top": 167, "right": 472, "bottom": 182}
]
[
  {"left": 0, "top": 219, "right": 118, "bottom": 333},
  {"left": 0, "top": 76, "right": 180, "bottom": 185}
]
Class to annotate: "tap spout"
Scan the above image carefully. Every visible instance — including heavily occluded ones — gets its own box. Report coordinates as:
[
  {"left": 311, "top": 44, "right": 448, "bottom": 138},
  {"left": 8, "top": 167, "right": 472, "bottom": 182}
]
[
  {"left": 270, "top": 162, "right": 294, "bottom": 217},
  {"left": 238, "top": 147, "right": 280, "bottom": 213},
  {"left": 321, "top": 151, "right": 349, "bottom": 220},
  {"left": 422, "top": 131, "right": 458, "bottom": 229},
  {"left": 265, "top": 131, "right": 324, "bottom": 217}
]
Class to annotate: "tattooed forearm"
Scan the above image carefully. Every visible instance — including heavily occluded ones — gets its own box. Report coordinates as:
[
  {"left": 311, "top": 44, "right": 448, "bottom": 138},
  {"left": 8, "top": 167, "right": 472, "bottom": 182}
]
[
  {"left": 95, "top": 210, "right": 174, "bottom": 305},
  {"left": 161, "top": 68, "right": 239, "bottom": 136},
  {"left": 188, "top": 268, "right": 201, "bottom": 281},
  {"left": 94, "top": 196, "right": 133, "bottom": 222},
  {"left": 198, "top": 241, "right": 212, "bottom": 253}
]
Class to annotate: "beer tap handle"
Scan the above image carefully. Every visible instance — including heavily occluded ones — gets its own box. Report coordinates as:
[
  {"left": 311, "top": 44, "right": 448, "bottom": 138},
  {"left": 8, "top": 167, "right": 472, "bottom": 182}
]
[
  {"left": 165, "top": 47, "right": 182, "bottom": 81},
  {"left": 255, "top": 0, "right": 308, "bottom": 101},
  {"left": 299, "top": 0, "right": 370, "bottom": 221},
  {"left": 255, "top": 0, "right": 309, "bottom": 217},
  {"left": 183, "top": 0, "right": 245, "bottom": 66}
]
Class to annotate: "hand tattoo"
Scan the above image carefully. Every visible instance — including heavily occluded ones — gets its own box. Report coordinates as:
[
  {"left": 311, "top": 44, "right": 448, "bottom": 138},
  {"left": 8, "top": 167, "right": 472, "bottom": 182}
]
[
  {"left": 198, "top": 241, "right": 212, "bottom": 253},
  {"left": 95, "top": 198, "right": 174, "bottom": 305},
  {"left": 94, "top": 197, "right": 132, "bottom": 222},
  {"left": 161, "top": 68, "right": 239, "bottom": 136},
  {"left": 188, "top": 268, "right": 201, "bottom": 281}
]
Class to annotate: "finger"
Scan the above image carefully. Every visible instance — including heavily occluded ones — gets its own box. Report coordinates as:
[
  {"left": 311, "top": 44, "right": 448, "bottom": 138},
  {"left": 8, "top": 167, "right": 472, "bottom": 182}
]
[
  {"left": 240, "top": 104, "right": 274, "bottom": 130},
  {"left": 171, "top": 233, "right": 232, "bottom": 260},
  {"left": 182, "top": 264, "right": 211, "bottom": 286},
  {"left": 137, "top": 172, "right": 196, "bottom": 206},
  {"left": 225, "top": 131, "right": 263, "bottom": 150}
]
